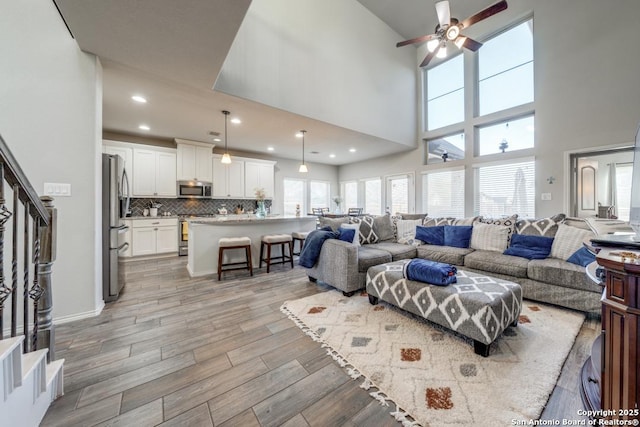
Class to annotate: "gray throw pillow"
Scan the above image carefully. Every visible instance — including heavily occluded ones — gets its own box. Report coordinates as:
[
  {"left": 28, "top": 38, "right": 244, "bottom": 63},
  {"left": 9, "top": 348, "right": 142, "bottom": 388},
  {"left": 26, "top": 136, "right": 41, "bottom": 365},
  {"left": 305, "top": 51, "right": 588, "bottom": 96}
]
[
  {"left": 423, "top": 217, "right": 454, "bottom": 227},
  {"left": 350, "top": 215, "right": 379, "bottom": 244},
  {"left": 373, "top": 215, "right": 395, "bottom": 242},
  {"left": 515, "top": 213, "right": 565, "bottom": 237},
  {"left": 398, "top": 213, "right": 428, "bottom": 221},
  {"left": 319, "top": 216, "right": 350, "bottom": 231}
]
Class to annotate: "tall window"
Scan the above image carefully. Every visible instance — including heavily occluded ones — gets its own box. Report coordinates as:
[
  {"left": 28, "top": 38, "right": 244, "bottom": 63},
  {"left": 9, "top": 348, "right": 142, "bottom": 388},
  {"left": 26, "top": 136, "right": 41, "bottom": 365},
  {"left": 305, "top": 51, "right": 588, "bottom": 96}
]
[
  {"left": 479, "top": 20, "right": 533, "bottom": 115},
  {"left": 363, "top": 178, "right": 382, "bottom": 215},
  {"left": 426, "top": 54, "right": 464, "bottom": 130},
  {"left": 422, "top": 169, "right": 465, "bottom": 217},
  {"left": 283, "top": 178, "right": 305, "bottom": 216},
  {"left": 309, "top": 180, "right": 330, "bottom": 210},
  {"left": 386, "top": 174, "right": 413, "bottom": 214},
  {"left": 343, "top": 181, "right": 358, "bottom": 209},
  {"left": 478, "top": 115, "right": 534, "bottom": 156},
  {"left": 615, "top": 163, "right": 633, "bottom": 221},
  {"left": 474, "top": 160, "right": 535, "bottom": 218}
]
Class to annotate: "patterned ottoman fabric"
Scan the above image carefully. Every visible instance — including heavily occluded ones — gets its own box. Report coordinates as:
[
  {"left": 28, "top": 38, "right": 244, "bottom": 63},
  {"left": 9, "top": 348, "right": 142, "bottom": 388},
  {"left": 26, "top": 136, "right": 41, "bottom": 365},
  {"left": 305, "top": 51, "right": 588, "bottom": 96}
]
[{"left": 366, "top": 260, "right": 523, "bottom": 356}]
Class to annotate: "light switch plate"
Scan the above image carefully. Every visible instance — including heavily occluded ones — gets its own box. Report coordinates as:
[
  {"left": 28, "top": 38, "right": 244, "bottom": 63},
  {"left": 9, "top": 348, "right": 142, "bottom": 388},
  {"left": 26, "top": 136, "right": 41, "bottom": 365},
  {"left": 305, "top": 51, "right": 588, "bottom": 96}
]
[
  {"left": 541, "top": 193, "right": 552, "bottom": 201},
  {"left": 44, "top": 183, "right": 71, "bottom": 197}
]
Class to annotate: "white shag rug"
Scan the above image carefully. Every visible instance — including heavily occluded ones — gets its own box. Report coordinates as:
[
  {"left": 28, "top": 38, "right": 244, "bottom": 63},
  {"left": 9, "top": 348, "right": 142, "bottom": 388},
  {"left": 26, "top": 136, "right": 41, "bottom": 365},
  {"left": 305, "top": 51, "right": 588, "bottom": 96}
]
[{"left": 281, "top": 290, "right": 585, "bottom": 427}]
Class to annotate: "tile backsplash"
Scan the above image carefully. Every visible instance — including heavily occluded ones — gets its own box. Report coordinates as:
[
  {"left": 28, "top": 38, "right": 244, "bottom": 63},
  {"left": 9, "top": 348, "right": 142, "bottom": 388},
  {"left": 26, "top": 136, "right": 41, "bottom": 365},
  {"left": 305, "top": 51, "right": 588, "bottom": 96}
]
[{"left": 129, "top": 198, "right": 272, "bottom": 216}]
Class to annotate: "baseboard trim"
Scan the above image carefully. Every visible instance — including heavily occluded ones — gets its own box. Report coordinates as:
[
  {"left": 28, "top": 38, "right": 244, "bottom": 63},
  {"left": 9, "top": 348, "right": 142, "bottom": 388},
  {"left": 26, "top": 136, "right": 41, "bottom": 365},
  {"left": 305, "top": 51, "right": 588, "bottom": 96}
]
[{"left": 54, "top": 303, "right": 104, "bottom": 325}]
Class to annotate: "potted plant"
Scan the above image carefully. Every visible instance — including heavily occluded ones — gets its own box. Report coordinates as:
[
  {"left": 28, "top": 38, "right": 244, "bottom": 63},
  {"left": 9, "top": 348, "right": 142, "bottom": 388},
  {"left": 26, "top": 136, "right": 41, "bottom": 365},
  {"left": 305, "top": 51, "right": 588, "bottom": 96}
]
[{"left": 255, "top": 188, "right": 267, "bottom": 218}]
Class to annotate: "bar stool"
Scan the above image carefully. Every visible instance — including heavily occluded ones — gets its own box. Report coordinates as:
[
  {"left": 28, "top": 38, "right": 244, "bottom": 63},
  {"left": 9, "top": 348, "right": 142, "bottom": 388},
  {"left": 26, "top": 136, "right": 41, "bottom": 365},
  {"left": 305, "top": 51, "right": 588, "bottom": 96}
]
[
  {"left": 259, "top": 234, "right": 294, "bottom": 273},
  {"left": 218, "top": 237, "right": 253, "bottom": 281},
  {"left": 291, "top": 231, "right": 309, "bottom": 256}
]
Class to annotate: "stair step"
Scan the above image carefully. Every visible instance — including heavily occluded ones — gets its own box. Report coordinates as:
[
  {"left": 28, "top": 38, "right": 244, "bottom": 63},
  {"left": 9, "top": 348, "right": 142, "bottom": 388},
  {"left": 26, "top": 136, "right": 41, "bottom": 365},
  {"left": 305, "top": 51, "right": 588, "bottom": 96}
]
[
  {"left": 1, "top": 336, "right": 24, "bottom": 402},
  {"left": 46, "top": 359, "right": 64, "bottom": 401},
  {"left": 21, "top": 349, "right": 48, "bottom": 399}
]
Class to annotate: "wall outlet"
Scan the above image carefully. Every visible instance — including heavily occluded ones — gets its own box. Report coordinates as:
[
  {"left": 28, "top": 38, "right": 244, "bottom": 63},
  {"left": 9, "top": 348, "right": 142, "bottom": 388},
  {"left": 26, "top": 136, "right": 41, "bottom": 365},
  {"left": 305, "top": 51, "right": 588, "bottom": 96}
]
[
  {"left": 541, "top": 193, "right": 552, "bottom": 201},
  {"left": 44, "top": 183, "right": 71, "bottom": 197}
]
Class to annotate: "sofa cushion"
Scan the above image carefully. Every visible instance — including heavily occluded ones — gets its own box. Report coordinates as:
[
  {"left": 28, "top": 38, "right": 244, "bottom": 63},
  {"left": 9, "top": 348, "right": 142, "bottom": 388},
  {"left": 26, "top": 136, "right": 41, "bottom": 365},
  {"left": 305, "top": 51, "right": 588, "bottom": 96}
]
[
  {"left": 416, "top": 245, "right": 474, "bottom": 266},
  {"left": 470, "top": 222, "right": 510, "bottom": 252},
  {"left": 503, "top": 234, "right": 554, "bottom": 259},
  {"left": 373, "top": 215, "right": 396, "bottom": 242},
  {"left": 549, "top": 224, "right": 594, "bottom": 260},
  {"left": 357, "top": 246, "right": 392, "bottom": 273},
  {"left": 369, "top": 242, "right": 417, "bottom": 261},
  {"left": 319, "top": 216, "right": 350, "bottom": 231},
  {"left": 515, "top": 213, "right": 565, "bottom": 237},
  {"left": 528, "top": 258, "right": 601, "bottom": 293},
  {"left": 444, "top": 225, "right": 473, "bottom": 248},
  {"left": 415, "top": 225, "right": 444, "bottom": 245},
  {"left": 463, "top": 250, "right": 529, "bottom": 278}
]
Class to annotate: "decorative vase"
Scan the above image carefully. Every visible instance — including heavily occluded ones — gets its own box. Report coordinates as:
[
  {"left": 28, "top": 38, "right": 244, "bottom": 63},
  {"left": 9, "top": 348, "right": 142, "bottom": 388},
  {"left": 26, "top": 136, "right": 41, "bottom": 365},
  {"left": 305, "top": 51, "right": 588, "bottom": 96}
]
[
  {"left": 256, "top": 201, "right": 266, "bottom": 218},
  {"left": 334, "top": 206, "right": 342, "bottom": 215},
  {"left": 149, "top": 207, "right": 158, "bottom": 217}
]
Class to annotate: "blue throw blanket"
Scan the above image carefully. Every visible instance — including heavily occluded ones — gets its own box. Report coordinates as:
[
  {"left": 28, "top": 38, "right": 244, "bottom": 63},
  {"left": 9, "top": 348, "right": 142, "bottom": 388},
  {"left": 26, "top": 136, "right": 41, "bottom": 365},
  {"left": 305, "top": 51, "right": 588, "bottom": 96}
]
[
  {"left": 298, "top": 229, "right": 338, "bottom": 268},
  {"left": 403, "top": 258, "right": 457, "bottom": 286}
]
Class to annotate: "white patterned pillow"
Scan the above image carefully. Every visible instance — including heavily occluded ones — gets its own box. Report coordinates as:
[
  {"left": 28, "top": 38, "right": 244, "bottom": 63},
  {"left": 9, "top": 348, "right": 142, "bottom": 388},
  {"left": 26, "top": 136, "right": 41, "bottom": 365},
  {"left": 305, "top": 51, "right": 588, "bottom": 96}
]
[
  {"left": 549, "top": 224, "right": 595, "bottom": 260},
  {"left": 423, "top": 217, "right": 454, "bottom": 227},
  {"left": 480, "top": 215, "right": 518, "bottom": 245},
  {"left": 396, "top": 219, "right": 423, "bottom": 241},
  {"left": 350, "top": 215, "right": 378, "bottom": 244},
  {"left": 470, "top": 222, "right": 511, "bottom": 252},
  {"left": 515, "top": 213, "right": 565, "bottom": 237}
]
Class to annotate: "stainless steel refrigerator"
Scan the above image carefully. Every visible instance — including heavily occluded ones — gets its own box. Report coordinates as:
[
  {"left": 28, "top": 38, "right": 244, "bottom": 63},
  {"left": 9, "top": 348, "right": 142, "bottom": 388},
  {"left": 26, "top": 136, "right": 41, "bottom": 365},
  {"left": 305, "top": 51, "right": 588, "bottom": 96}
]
[{"left": 102, "top": 153, "right": 130, "bottom": 302}]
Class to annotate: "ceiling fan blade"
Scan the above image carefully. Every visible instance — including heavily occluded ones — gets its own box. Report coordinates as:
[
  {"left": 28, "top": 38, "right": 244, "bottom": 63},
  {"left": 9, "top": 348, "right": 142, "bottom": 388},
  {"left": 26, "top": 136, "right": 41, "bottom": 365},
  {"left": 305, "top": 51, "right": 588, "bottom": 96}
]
[
  {"left": 420, "top": 50, "right": 438, "bottom": 68},
  {"left": 396, "top": 33, "right": 437, "bottom": 48},
  {"left": 435, "top": 1, "right": 451, "bottom": 27},
  {"left": 460, "top": 0, "right": 508, "bottom": 30},
  {"left": 457, "top": 35, "right": 483, "bottom": 51}
]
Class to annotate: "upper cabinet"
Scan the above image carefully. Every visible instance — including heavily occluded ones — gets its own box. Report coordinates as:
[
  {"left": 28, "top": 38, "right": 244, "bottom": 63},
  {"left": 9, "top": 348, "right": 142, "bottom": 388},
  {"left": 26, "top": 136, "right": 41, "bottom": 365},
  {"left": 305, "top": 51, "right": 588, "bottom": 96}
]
[
  {"left": 212, "top": 154, "right": 245, "bottom": 198},
  {"left": 103, "top": 140, "right": 133, "bottom": 196},
  {"left": 132, "top": 147, "right": 176, "bottom": 197},
  {"left": 244, "top": 160, "right": 275, "bottom": 199},
  {"left": 175, "top": 139, "right": 213, "bottom": 183}
]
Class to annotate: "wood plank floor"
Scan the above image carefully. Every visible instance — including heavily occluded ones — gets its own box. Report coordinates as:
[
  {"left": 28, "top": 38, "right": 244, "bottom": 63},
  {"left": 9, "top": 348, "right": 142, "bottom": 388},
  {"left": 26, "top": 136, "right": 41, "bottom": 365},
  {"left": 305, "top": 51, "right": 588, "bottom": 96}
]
[{"left": 42, "top": 256, "right": 599, "bottom": 426}]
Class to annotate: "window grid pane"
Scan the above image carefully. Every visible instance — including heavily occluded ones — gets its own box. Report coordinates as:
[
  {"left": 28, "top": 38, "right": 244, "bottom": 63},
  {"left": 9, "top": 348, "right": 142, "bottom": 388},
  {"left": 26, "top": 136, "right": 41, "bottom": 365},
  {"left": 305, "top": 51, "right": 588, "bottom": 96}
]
[
  {"left": 344, "top": 181, "right": 358, "bottom": 209},
  {"left": 423, "top": 170, "right": 465, "bottom": 217},
  {"left": 427, "top": 55, "right": 464, "bottom": 130},
  {"left": 364, "top": 179, "right": 382, "bottom": 215},
  {"left": 283, "top": 178, "right": 305, "bottom": 217},
  {"left": 479, "top": 20, "right": 533, "bottom": 115},
  {"left": 475, "top": 160, "right": 535, "bottom": 218},
  {"left": 427, "top": 132, "right": 465, "bottom": 164},
  {"left": 478, "top": 115, "right": 534, "bottom": 156},
  {"left": 309, "top": 181, "right": 330, "bottom": 210}
]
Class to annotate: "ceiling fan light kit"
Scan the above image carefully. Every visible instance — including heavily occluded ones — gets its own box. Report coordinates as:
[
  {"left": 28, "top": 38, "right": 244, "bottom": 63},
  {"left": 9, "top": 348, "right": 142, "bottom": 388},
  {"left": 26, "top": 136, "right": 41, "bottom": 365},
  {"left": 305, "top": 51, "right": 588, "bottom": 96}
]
[{"left": 397, "top": 0, "right": 508, "bottom": 67}]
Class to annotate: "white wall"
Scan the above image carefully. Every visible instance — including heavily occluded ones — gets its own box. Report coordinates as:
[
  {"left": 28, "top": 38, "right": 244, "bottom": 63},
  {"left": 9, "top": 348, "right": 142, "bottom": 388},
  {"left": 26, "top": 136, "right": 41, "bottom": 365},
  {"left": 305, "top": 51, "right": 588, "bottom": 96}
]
[
  {"left": 339, "top": 0, "right": 640, "bottom": 218},
  {"left": 215, "top": 0, "right": 417, "bottom": 147},
  {"left": 0, "top": 1, "right": 102, "bottom": 322}
]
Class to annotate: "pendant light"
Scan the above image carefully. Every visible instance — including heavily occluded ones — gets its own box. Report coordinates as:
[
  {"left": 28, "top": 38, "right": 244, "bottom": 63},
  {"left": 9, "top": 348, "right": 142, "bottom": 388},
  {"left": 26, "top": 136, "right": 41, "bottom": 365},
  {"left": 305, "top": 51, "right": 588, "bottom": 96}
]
[
  {"left": 299, "top": 130, "right": 308, "bottom": 173},
  {"left": 221, "top": 110, "right": 231, "bottom": 164}
]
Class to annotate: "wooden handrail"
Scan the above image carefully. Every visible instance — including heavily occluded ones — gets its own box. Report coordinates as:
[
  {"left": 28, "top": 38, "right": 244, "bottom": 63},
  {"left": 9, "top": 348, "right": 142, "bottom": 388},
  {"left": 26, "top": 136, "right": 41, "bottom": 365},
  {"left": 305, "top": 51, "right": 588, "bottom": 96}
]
[{"left": 0, "top": 133, "right": 49, "bottom": 225}]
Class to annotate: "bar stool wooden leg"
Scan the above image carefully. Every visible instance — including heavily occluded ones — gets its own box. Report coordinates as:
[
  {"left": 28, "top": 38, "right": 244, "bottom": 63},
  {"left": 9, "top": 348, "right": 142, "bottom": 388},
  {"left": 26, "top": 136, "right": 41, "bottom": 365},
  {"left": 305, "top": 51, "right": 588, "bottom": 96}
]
[
  {"left": 217, "top": 247, "right": 224, "bottom": 281},
  {"left": 266, "top": 242, "right": 272, "bottom": 273},
  {"left": 246, "top": 246, "right": 253, "bottom": 276},
  {"left": 259, "top": 241, "right": 264, "bottom": 269},
  {"left": 288, "top": 241, "right": 294, "bottom": 268}
]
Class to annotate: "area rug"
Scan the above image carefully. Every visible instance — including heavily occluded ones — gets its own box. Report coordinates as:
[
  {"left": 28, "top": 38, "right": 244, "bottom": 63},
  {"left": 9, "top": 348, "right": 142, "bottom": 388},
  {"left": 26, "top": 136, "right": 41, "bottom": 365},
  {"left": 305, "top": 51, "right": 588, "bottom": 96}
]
[{"left": 281, "top": 290, "right": 585, "bottom": 427}]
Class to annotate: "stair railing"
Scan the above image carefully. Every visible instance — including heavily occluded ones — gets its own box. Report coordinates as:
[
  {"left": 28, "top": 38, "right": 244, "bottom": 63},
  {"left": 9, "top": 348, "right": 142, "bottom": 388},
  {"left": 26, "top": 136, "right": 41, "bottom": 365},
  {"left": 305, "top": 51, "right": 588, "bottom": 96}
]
[{"left": 0, "top": 133, "right": 57, "bottom": 361}]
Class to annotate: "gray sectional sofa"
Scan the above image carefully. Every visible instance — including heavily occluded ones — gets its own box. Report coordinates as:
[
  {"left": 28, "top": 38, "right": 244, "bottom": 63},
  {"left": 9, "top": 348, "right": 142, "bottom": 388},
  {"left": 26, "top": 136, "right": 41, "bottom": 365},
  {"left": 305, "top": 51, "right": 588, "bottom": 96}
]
[{"left": 304, "top": 214, "right": 609, "bottom": 316}]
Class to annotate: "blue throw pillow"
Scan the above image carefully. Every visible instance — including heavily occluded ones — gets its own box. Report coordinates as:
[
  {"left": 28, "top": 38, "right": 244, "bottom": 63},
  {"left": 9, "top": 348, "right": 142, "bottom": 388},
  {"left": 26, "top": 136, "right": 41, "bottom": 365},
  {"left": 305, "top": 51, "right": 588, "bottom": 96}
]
[
  {"left": 504, "top": 234, "right": 554, "bottom": 260},
  {"left": 337, "top": 227, "right": 356, "bottom": 243},
  {"left": 444, "top": 225, "right": 473, "bottom": 248},
  {"left": 567, "top": 246, "right": 596, "bottom": 267},
  {"left": 415, "top": 225, "right": 444, "bottom": 246}
]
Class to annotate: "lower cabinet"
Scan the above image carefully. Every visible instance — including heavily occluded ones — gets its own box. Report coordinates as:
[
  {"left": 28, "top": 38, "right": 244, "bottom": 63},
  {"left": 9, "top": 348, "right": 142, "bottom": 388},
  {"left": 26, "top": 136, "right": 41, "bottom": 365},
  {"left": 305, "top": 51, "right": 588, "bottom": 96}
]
[{"left": 130, "top": 218, "right": 178, "bottom": 256}]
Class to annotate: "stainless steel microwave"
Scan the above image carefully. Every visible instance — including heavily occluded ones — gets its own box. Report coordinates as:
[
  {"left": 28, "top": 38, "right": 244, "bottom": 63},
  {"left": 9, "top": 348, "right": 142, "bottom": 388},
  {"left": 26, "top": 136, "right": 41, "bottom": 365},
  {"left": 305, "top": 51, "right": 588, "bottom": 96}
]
[{"left": 177, "top": 180, "right": 212, "bottom": 198}]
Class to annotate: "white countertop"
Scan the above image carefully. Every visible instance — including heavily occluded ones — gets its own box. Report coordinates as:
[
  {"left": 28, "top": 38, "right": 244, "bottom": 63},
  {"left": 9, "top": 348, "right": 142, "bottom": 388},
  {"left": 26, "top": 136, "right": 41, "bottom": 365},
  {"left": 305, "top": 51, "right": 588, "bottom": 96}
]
[
  {"left": 188, "top": 215, "right": 316, "bottom": 225},
  {"left": 125, "top": 215, "right": 179, "bottom": 220}
]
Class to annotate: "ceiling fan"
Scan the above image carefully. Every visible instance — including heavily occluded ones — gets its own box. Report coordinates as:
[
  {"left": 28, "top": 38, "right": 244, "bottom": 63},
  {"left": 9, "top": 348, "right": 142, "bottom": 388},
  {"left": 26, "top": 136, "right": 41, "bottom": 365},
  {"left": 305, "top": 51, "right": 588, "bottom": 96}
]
[{"left": 397, "top": 0, "right": 508, "bottom": 67}]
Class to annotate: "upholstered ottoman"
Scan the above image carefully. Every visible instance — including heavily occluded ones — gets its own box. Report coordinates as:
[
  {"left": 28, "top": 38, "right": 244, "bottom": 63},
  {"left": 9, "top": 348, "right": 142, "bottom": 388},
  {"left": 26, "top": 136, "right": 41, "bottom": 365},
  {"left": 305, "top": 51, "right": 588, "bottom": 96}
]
[{"left": 366, "top": 260, "right": 523, "bottom": 357}]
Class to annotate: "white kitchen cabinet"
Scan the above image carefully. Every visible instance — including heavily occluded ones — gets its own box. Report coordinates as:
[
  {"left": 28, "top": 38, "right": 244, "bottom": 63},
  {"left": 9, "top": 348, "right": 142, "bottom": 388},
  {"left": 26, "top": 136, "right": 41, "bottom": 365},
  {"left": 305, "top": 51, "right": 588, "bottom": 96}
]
[
  {"left": 176, "top": 140, "right": 213, "bottom": 182},
  {"left": 130, "top": 218, "right": 178, "bottom": 256},
  {"left": 132, "top": 147, "right": 177, "bottom": 197},
  {"left": 244, "top": 160, "right": 275, "bottom": 198},
  {"left": 212, "top": 154, "right": 245, "bottom": 198},
  {"left": 103, "top": 141, "right": 133, "bottom": 196}
]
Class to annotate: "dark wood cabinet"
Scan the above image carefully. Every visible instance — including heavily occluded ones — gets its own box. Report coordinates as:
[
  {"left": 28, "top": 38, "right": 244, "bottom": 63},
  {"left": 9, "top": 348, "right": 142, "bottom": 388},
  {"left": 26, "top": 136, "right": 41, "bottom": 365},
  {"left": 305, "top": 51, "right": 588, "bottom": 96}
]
[{"left": 594, "top": 251, "right": 640, "bottom": 420}]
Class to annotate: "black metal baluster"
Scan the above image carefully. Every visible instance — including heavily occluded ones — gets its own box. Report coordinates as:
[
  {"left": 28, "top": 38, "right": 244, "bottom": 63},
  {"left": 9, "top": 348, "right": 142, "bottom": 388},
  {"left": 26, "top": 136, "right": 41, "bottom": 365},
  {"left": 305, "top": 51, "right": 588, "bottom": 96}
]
[
  {"left": 30, "top": 220, "right": 43, "bottom": 351},
  {"left": 0, "top": 162, "right": 15, "bottom": 339},
  {"left": 10, "top": 185, "right": 19, "bottom": 337},
  {"left": 23, "top": 203, "right": 30, "bottom": 352}
]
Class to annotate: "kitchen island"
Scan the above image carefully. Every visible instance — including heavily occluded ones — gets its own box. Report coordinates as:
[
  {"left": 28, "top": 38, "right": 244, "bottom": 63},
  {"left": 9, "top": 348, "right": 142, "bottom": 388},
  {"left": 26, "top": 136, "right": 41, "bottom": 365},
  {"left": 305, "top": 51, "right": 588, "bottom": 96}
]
[{"left": 186, "top": 215, "right": 317, "bottom": 277}]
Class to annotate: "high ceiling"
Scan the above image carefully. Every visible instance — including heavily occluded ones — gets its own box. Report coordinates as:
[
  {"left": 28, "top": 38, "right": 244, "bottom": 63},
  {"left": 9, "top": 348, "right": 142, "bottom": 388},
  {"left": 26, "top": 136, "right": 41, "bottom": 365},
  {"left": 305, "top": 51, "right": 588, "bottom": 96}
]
[{"left": 53, "top": 0, "right": 499, "bottom": 165}]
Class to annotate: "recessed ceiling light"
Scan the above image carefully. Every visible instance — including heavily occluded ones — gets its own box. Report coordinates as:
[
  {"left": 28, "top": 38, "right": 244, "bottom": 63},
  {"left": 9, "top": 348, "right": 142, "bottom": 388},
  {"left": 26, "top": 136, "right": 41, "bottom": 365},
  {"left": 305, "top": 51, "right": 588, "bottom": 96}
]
[
  {"left": 329, "top": 154, "right": 336, "bottom": 158},
  {"left": 267, "top": 146, "right": 275, "bottom": 151},
  {"left": 230, "top": 118, "right": 241, "bottom": 124},
  {"left": 138, "top": 124, "right": 150, "bottom": 131},
  {"left": 131, "top": 95, "right": 147, "bottom": 103},
  {"left": 349, "top": 148, "right": 356, "bottom": 153}
]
